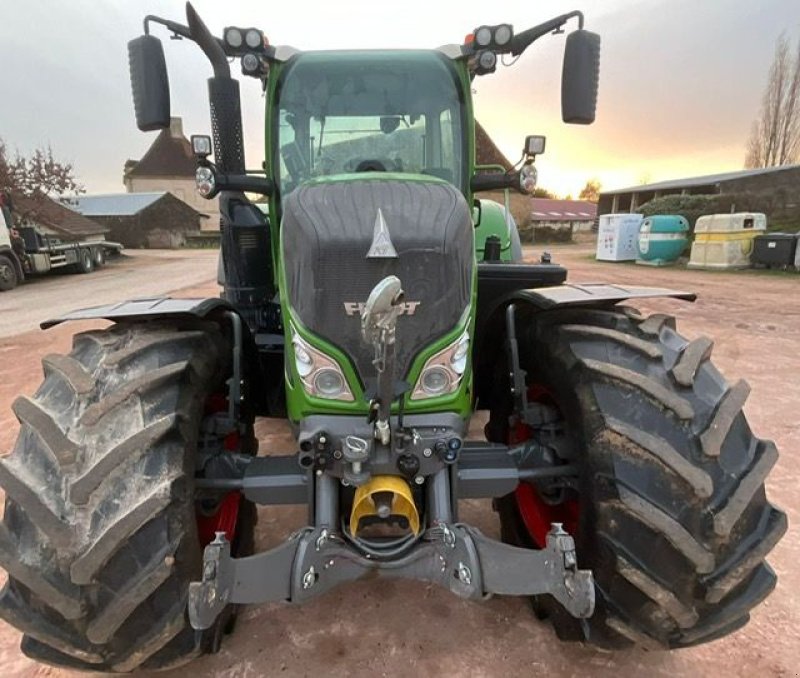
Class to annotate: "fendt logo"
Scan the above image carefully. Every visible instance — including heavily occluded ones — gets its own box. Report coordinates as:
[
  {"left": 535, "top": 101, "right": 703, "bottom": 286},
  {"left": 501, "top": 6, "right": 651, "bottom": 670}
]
[{"left": 343, "top": 301, "right": 421, "bottom": 316}]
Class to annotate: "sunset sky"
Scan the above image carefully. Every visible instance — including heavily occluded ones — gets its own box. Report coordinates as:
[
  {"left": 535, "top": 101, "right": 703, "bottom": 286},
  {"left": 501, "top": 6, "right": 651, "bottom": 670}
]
[{"left": 1, "top": 0, "right": 798, "bottom": 197}]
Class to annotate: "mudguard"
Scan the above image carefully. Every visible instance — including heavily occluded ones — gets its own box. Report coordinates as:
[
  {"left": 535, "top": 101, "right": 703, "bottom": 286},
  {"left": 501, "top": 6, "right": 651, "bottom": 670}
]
[
  {"left": 512, "top": 282, "right": 696, "bottom": 308},
  {"left": 41, "top": 296, "right": 238, "bottom": 329}
]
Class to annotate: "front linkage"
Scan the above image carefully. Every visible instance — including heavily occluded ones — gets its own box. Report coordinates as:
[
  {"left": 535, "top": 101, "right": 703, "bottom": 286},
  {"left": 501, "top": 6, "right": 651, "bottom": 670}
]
[
  {"left": 189, "top": 288, "right": 593, "bottom": 630},
  {"left": 189, "top": 473, "right": 594, "bottom": 630}
]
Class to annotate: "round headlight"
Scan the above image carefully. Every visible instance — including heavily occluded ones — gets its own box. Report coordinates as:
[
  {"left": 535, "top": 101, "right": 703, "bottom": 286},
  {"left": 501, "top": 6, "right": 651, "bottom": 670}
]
[
  {"left": 314, "top": 368, "right": 345, "bottom": 397},
  {"left": 519, "top": 164, "right": 538, "bottom": 195},
  {"left": 474, "top": 26, "right": 492, "bottom": 47},
  {"left": 242, "top": 53, "right": 260, "bottom": 74},
  {"left": 421, "top": 366, "right": 451, "bottom": 396},
  {"left": 224, "top": 28, "right": 243, "bottom": 49},
  {"left": 195, "top": 166, "right": 215, "bottom": 197},
  {"left": 494, "top": 24, "right": 512, "bottom": 46},
  {"left": 478, "top": 50, "right": 497, "bottom": 72},
  {"left": 245, "top": 29, "right": 263, "bottom": 49}
]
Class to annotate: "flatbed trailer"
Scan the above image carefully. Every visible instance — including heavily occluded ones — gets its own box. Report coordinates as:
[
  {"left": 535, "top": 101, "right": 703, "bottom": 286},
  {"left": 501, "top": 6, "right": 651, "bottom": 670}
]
[{"left": 0, "top": 211, "right": 123, "bottom": 291}]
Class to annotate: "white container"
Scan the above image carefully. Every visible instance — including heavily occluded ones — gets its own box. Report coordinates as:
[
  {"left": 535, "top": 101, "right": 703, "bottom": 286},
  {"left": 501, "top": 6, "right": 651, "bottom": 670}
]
[
  {"left": 596, "top": 213, "right": 643, "bottom": 261},
  {"left": 688, "top": 213, "right": 767, "bottom": 270}
]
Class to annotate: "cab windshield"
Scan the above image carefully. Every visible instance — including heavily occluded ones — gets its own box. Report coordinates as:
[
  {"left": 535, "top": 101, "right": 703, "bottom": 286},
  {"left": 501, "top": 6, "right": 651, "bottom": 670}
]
[{"left": 274, "top": 51, "right": 466, "bottom": 194}]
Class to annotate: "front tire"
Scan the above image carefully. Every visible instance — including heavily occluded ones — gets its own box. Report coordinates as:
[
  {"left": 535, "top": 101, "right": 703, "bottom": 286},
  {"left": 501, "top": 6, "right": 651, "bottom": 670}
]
[
  {"left": 0, "top": 321, "right": 253, "bottom": 671},
  {"left": 493, "top": 307, "right": 787, "bottom": 649}
]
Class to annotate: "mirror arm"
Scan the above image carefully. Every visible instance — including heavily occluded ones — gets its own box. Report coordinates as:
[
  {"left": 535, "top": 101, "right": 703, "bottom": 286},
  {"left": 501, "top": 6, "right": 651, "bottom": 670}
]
[
  {"left": 142, "top": 9, "right": 229, "bottom": 77},
  {"left": 510, "top": 11, "right": 584, "bottom": 56},
  {"left": 471, "top": 172, "right": 518, "bottom": 193},
  {"left": 217, "top": 174, "right": 275, "bottom": 196},
  {"left": 143, "top": 15, "right": 192, "bottom": 40}
]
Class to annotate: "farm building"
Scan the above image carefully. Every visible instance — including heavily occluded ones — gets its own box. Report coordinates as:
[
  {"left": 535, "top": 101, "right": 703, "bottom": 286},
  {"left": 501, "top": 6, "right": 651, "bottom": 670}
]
[
  {"left": 521, "top": 198, "right": 597, "bottom": 241},
  {"left": 11, "top": 193, "right": 108, "bottom": 241},
  {"left": 68, "top": 192, "right": 204, "bottom": 249},
  {"left": 124, "top": 117, "right": 219, "bottom": 230},
  {"left": 598, "top": 164, "right": 800, "bottom": 215}
]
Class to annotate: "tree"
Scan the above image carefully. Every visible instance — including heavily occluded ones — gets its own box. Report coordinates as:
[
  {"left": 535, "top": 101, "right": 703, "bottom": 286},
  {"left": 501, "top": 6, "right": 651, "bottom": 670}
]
[
  {"left": 745, "top": 34, "right": 800, "bottom": 168},
  {"left": 0, "top": 138, "right": 84, "bottom": 221},
  {"left": 532, "top": 187, "right": 556, "bottom": 199},
  {"left": 578, "top": 179, "right": 601, "bottom": 202}
]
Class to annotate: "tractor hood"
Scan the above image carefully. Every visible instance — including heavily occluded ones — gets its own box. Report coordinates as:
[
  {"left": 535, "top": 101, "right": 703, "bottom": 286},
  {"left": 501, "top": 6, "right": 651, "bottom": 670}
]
[{"left": 281, "top": 176, "right": 474, "bottom": 386}]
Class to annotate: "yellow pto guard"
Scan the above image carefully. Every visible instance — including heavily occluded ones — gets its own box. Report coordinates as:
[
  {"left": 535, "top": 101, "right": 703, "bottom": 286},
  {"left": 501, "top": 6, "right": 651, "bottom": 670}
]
[{"left": 349, "top": 475, "right": 420, "bottom": 536}]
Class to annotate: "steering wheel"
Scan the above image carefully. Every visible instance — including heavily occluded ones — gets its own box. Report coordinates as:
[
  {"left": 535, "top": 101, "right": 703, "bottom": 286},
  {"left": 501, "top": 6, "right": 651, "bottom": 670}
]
[{"left": 355, "top": 159, "right": 387, "bottom": 172}]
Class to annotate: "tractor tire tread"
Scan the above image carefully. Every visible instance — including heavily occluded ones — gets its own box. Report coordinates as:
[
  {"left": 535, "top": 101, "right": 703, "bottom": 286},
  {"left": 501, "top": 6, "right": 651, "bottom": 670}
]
[
  {"left": 495, "top": 307, "right": 784, "bottom": 651},
  {"left": 0, "top": 320, "right": 233, "bottom": 672}
]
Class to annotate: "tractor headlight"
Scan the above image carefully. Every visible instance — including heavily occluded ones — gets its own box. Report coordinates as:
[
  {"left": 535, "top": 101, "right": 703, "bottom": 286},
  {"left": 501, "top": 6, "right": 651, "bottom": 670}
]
[
  {"left": 519, "top": 164, "right": 537, "bottom": 195},
  {"left": 474, "top": 26, "right": 493, "bottom": 47},
  {"left": 291, "top": 330, "right": 354, "bottom": 401},
  {"left": 244, "top": 28, "right": 263, "bottom": 49},
  {"left": 195, "top": 166, "right": 216, "bottom": 198},
  {"left": 412, "top": 329, "right": 470, "bottom": 400},
  {"left": 224, "top": 27, "right": 243, "bottom": 49},
  {"left": 494, "top": 24, "right": 513, "bottom": 47}
]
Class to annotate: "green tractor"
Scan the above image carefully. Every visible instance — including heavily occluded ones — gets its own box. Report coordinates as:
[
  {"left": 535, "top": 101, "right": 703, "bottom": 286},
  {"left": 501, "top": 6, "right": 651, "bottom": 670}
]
[{"left": 0, "top": 4, "right": 786, "bottom": 671}]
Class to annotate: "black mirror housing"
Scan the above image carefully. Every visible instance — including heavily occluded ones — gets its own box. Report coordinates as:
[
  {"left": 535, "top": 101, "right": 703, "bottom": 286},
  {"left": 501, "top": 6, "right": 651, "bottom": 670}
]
[
  {"left": 128, "top": 35, "right": 171, "bottom": 131},
  {"left": 561, "top": 29, "right": 600, "bottom": 124}
]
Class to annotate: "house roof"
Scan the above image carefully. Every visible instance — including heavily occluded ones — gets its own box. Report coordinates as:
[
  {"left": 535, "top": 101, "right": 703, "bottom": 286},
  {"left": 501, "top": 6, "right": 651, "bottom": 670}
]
[
  {"left": 13, "top": 193, "right": 108, "bottom": 237},
  {"left": 125, "top": 118, "right": 197, "bottom": 179},
  {"left": 475, "top": 121, "right": 513, "bottom": 171},
  {"left": 601, "top": 163, "right": 800, "bottom": 196},
  {"left": 531, "top": 198, "right": 597, "bottom": 222},
  {"left": 69, "top": 192, "right": 167, "bottom": 217}
]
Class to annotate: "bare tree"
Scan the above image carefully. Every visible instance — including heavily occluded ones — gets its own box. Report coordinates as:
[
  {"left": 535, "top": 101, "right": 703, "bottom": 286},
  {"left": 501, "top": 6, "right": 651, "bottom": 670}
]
[
  {"left": 0, "top": 138, "right": 84, "bottom": 221},
  {"left": 745, "top": 34, "right": 800, "bottom": 168}
]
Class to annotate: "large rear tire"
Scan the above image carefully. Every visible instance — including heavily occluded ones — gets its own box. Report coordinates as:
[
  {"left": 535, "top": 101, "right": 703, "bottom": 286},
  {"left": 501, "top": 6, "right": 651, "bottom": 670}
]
[
  {"left": 0, "top": 320, "right": 254, "bottom": 671},
  {"left": 492, "top": 306, "right": 787, "bottom": 649}
]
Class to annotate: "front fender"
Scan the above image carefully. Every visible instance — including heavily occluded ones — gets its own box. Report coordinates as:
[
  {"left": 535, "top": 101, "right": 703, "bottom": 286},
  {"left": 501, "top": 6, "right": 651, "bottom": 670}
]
[
  {"left": 40, "top": 296, "right": 239, "bottom": 330},
  {"left": 511, "top": 283, "right": 696, "bottom": 309},
  {"left": 473, "top": 283, "right": 696, "bottom": 410}
]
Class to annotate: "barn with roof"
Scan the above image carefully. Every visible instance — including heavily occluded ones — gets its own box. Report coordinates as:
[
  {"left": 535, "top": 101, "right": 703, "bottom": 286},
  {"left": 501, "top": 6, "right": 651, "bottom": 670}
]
[
  {"left": 124, "top": 117, "right": 218, "bottom": 230},
  {"left": 12, "top": 193, "right": 108, "bottom": 241},
  {"left": 598, "top": 164, "right": 800, "bottom": 215},
  {"left": 69, "top": 192, "right": 204, "bottom": 249}
]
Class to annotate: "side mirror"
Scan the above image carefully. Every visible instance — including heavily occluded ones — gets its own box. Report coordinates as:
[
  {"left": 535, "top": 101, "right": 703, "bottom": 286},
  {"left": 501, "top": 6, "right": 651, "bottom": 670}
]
[
  {"left": 524, "top": 135, "right": 546, "bottom": 157},
  {"left": 561, "top": 29, "right": 600, "bottom": 124},
  {"left": 128, "top": 35, "right": 171, "bottom": 131}
]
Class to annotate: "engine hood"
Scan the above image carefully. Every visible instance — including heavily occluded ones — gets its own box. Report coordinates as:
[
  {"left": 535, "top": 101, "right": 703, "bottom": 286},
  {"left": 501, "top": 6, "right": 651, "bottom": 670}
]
[{"left": 281, "top": 176, "right": 474, "bottom": 386}]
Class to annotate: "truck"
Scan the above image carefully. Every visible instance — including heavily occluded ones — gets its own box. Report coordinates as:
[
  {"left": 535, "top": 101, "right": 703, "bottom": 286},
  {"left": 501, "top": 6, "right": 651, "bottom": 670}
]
[
  {"left": 0, "top": 201, "right": 122, "bottom": 291},
  {"left": 0, "top": 4, "right": 785, "bottom": 672}
]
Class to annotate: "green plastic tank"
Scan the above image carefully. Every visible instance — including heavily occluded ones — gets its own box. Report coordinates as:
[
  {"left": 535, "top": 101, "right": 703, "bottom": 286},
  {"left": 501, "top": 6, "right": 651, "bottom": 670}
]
[{"left": 636, "top": 215, "right": 689, "bottom": 266}]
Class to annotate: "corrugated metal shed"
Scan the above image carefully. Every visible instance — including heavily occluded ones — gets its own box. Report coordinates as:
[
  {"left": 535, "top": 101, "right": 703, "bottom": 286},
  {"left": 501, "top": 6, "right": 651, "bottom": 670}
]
[
  {"left": 68, "top": 193, "right": 166, "bottom": 217},
  {"left": 602, "top": 164, "right": 800, "bottom": 195}
]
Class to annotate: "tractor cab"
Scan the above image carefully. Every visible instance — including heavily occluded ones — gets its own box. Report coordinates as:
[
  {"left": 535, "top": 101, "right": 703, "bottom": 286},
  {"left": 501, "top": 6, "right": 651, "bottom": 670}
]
[{"left": 274, "top": 50, "right": 467, "bottom": 195}]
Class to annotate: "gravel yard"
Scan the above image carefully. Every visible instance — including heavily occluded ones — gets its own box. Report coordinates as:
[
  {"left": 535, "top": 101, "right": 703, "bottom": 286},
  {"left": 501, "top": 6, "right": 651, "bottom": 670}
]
[{"left": 0, "top": 244, "right": 796, "bottom": 677}]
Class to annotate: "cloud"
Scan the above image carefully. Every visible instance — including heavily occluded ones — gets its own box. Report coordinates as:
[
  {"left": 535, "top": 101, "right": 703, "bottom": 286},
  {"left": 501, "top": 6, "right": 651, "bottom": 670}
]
[{"left": 1, "top": 0, "right": 797, "bottom": 196}]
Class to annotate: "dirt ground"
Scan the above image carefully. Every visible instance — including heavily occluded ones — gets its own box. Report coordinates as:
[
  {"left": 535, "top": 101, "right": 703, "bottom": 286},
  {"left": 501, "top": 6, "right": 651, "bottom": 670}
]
[{"left": 0, "top": 244, "right": 797, "bottom": 677}]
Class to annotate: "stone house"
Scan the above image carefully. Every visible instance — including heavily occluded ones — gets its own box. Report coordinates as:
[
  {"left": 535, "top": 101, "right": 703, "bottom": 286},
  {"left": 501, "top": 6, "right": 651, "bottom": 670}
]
[{"left": 124, "top": 117, "right": 219, "bottom": 231}]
